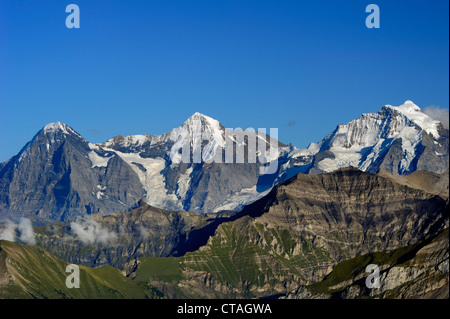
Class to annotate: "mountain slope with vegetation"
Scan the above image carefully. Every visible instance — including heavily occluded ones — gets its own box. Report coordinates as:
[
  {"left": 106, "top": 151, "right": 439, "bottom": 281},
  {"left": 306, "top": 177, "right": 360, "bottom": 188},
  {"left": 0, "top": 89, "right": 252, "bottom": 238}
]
[
  {"left": 126, "top": 168, "right": 449, "bottom": 298},
  {"left": 0, "top": 240, "right": 157, "bottom": 299}
]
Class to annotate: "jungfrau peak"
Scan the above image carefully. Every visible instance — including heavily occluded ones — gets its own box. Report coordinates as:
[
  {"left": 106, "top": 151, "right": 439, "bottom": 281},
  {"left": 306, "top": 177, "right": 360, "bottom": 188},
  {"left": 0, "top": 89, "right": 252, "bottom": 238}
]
[
  {"left": 300, "top": 100, "right": 448, "bottom": 175},
  {"left": 383, "top": 100, "right": 442, "bottom": 139}
]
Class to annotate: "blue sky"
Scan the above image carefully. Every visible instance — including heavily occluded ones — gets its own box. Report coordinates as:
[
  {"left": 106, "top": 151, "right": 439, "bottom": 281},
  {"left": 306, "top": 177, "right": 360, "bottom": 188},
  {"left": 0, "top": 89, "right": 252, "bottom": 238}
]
[{"left": 0, "top": 0, "right": 448, "bottom": 162}]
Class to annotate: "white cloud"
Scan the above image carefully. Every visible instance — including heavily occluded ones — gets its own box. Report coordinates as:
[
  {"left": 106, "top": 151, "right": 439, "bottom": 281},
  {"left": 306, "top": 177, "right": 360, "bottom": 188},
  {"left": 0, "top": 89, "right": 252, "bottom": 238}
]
[
  {"left": 17, "top": 218, "right": 37, "bottom": 245},
  {"left": 0, "top": 220, "right": 17, "bottom": 242},
  {"left": 423, "top": 105, "right": 449, "bottom": 130},
  {"left": 0, "top": 218, "right": 36, "bottom": 245},
  {"left": 70, "top": 217, "right": 117, "bottom": 245}
]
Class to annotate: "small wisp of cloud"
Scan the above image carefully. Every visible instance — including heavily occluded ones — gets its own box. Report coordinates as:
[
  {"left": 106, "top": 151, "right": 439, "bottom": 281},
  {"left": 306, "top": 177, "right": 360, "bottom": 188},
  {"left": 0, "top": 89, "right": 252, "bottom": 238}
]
[
  {"left": 88, "top": 128, "right": 103, "bottom": 135},
  {"left": 0, "top": 218, "right": 36, "bottom": 246},
  {"left": 69, "top": 217, "right": 117, "bottom": 245},
  {"left": 288, "top": 120, "right": 297, "bottom": 127},
  {"left": 423, "top": 105, "right": 449, "bottom": 130}
]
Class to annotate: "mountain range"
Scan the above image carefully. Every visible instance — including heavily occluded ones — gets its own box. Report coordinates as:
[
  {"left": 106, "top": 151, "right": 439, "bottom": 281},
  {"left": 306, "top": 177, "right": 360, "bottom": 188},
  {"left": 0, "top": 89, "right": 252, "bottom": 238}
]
[
  {"left": 0, "top": 100, "right": 448, "bottom": 223},
  {"left": 0, "top": 100, "right": 448, "bottom": 299}
]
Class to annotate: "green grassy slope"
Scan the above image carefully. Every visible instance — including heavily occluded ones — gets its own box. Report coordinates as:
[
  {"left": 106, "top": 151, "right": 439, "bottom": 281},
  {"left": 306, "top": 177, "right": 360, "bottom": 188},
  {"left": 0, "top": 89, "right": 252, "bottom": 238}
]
[
  {"left": 134, "top": 257, "right": 183, "bottom": 283},
  {"left": 0, "top": 240, "right": 155, "bottom": 299},
  {"left": 134, "top": 219, "right": 334, "bottom": 298}
]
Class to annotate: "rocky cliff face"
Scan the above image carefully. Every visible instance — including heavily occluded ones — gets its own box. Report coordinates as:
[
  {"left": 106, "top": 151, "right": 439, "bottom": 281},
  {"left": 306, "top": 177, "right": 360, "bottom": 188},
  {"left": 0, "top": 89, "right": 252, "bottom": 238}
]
[
  {"left": 0, "top": 122, "right": 145, "bottom": 223},
  {"left": 33, "top": 200, "right": 210, "bottom": 267},
  {"left": 129, "top": 167, "right": 449, "bottom": 298},
  {"left": 285, "top": 228, "right": 449, "bottom": 299}
]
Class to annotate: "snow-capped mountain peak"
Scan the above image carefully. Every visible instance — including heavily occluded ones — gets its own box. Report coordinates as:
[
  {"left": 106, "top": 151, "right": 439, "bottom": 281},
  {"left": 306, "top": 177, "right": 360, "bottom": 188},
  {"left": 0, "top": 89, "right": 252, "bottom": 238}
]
[
  {"left": 170, "top": 113, "right": 225, "bottom": 155},
  {"left": 14, "top": 121, "right": 85, "bottom": 165},
  {"left": 186, "top": 111, "right": 214, "bottom": 121},
  {"left": 394, "top": 100, "right": 421, "bottom": 112},
  {"left": 43, "top": 121, "right": 74, "bottom": 135},
  {"left": 298, "top": 100, "right": 448, "bottom": 175},
  {"left": 40, "top": 121, "right": 85, "bottom": 144},
  {"left": 102, "top": 134, "right": 151, "bottom": 149},
  {"left": 382, "top": 100, "right": 441, "bottom": 139},
  {"left": 181, "top": 112, "right": 223, "bottom": 134}
]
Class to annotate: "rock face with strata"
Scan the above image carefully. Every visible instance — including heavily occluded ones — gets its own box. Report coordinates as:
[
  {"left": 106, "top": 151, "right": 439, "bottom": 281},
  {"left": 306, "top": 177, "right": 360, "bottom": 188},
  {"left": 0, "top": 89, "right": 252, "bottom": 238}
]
[
  {"left": 373, "top": 229, "right": 449, "bottom": 299},
  {"left": 141, "top": 167, "right": 448, "bottom": 298},
  {"left": 235, "top": 167, "right": 448, "bottom": 263},
  {"left": 34, "top": 200, "right": 209, "bottom": 267}
]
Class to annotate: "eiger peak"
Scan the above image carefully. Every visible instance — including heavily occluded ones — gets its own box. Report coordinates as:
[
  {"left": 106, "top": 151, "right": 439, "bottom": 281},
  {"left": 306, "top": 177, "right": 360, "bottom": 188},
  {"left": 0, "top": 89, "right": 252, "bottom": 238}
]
[{"left": 42, "top": 121, "right": 74, "bottom": 135}]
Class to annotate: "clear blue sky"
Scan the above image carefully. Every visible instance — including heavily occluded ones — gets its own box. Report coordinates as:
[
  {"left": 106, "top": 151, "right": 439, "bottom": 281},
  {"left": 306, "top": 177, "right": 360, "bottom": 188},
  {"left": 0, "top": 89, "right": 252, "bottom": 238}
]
[{"left": 0, "top": 0, "right": 448, "bottom": 162}]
